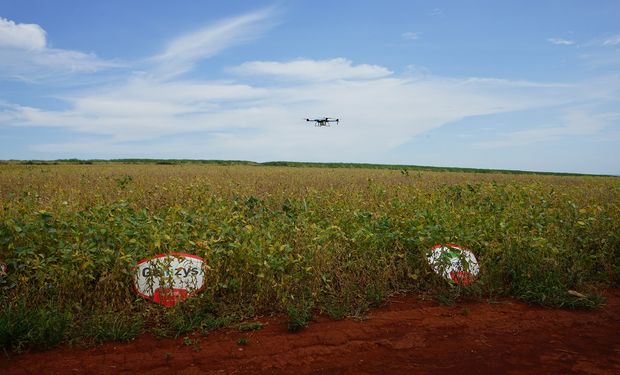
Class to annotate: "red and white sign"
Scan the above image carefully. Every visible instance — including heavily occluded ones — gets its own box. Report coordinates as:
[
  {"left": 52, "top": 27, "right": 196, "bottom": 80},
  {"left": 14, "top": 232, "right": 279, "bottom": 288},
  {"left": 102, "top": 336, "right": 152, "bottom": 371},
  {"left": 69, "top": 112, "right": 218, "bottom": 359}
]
[
  {"left": 427, "top": 244, "right": 480, "bottom": 285},
  {"left": 133, "top": 253, "right": 206, "bottom": 307}
]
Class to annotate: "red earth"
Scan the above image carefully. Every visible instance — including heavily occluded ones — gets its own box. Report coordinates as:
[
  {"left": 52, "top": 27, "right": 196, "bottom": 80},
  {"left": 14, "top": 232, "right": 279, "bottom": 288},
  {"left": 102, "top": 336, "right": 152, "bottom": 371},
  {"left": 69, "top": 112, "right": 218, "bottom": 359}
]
[{"left": 2, "top": 290, "right": 619, "bottom": 374}]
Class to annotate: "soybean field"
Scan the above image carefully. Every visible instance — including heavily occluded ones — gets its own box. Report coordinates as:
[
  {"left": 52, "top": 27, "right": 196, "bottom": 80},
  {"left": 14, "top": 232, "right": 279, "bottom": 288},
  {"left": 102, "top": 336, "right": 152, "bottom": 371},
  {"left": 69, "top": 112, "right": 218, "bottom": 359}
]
[{"left": 1, "top": 162, "right": 619, "bottom": 352}]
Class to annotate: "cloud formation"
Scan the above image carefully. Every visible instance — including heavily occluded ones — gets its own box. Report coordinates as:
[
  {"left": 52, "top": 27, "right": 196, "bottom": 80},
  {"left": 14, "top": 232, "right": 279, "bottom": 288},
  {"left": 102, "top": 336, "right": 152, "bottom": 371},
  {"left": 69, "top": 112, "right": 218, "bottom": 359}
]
[
  {"left": 0, "top": 17, "right": 46, "bottom": 49},
  {"left": 0, "top": 17, "right": 120, "bottom": 81},
  {"left": 401, "top": 32, "right": 420, "bottom": 41},
  {"left": 2, "top": 55, "right": 597, "bottom": 162},
  {"left": 603, "top": 34, "right": 620, "bottom": 46},
  {"left": 474, "top": 109, "right": 617, "bottom": 149},
  {"left": 547, "top": 38, "right": 576, "bottom": 46},
  {"left": 151, "top": 8, "right": 276, "bottom": 79},
  {"left": 231, "top": 58, "right": 392, "bottom": 81}
]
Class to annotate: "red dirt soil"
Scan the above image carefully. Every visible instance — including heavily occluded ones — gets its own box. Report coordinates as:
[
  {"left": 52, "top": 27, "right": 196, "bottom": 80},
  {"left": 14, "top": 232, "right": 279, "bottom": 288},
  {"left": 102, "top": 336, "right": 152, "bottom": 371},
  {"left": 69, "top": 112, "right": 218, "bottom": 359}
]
[{"left": 2, "top": 290, "right": 619, "bottom": 375}]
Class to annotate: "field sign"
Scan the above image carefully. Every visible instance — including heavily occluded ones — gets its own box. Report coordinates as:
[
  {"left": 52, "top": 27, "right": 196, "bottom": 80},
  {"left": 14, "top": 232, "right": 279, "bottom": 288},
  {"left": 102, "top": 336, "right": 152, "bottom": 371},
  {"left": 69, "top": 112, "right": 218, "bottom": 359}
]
[
  {"left": 427, "top": 244, "right": 479, "bottom": 285},
  {"left": 133, "top": 253, "right": 206, "bottom": 307}
]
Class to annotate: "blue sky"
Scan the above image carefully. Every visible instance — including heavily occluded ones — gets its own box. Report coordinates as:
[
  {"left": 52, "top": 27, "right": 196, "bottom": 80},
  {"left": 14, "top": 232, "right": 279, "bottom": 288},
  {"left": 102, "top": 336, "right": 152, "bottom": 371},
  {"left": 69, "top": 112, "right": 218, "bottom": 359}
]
[{"left": 0, "top": 1, "right": 619, "bottom": 174}]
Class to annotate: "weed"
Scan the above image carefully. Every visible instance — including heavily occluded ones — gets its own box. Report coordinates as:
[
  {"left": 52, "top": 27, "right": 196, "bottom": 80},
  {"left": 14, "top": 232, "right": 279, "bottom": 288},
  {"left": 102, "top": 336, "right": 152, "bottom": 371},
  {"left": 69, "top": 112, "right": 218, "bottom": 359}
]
[
  {"left": 324, "top": 302, "right": 348, "bottom": 320},
  {"left": 85, "top": 312, "right": 142, "bottom": 343},
  {"left": 287, "top": 303, "right": 313, "bottom": 332},
  {"left": 238, "top": 321, "right": 264, "bottom": 332},
  {"left": 151, "top": 327, "right": 170, "bottom": 339},
  {"left": 114, "top": 175, "right": 133, "bottom": 189},
  {"left": 365, "top": 286, "right": 385, "bottom": 308},
  {"left": 163, "top": 298, "right": 220, "bottom": 337},
  {"left": 0, "top": 299, "right": 72, "bottom": 352},
  {"left": 182, "top": 336, "right": 201, "bottom": 351},
  {"left": 433, "top": 293, "right": 456, "bottom": 306}
]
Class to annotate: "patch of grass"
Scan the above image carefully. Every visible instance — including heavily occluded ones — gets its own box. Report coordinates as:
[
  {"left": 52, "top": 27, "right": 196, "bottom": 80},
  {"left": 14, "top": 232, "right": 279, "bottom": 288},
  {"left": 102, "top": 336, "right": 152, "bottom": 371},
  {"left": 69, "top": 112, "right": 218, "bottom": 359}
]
[
  {"left": 324, "top": 301, "right": 348, "bottom": 320},
  {"left": 85, "top": 311, "right": 142, "bottom": 343},
  {"left": 160, "top": 298, "right": 230, "bottom": 337},
  {"left": 515, "top": 285, "right": 604, "bottom": 309},
  {"left": 238, "top": 321, "right": 264, "bottom": 332},
  {"left": 433, "top": 291, "right": 457, "bottom": 306},
  {"left": 182, "top": 336, "right": 201, "bottom": 352},
  {"left": 365, "top": 285, "right": 385, "bottom": 308},
  {"left": 0, "top": 300, "right": 72, "bottom": 353},
  {"left": 286, "top": 303, "right": 313, "bottom": 333},
  {"left": 198, "top": 315, "right": 235, "bottom": 335}
]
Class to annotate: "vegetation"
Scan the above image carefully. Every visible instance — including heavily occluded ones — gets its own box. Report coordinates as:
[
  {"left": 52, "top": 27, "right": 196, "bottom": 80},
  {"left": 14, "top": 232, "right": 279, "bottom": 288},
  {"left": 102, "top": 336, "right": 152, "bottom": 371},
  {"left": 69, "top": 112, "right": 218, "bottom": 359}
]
[
  {"left": 0, "top": 163, "right": 618, "bottom": 352},
  {"left": 1, "top": 158, "right": 611, "bottom": 176}
]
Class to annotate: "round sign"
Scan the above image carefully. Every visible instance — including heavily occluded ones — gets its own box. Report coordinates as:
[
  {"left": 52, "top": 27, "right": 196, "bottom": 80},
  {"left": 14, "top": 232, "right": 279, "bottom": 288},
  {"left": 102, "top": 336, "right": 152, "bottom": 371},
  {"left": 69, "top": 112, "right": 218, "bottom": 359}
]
[
  {"left": 427, "top": 244, "right": 479, "bottom": 285},
  {"left": 133, "top": 253, "right": 206, "bottom": 307}
]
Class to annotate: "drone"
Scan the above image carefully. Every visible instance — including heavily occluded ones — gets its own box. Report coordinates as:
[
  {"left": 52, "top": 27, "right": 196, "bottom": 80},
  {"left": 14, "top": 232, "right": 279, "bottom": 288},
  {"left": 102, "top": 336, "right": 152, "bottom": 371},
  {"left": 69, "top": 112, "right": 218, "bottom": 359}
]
[{"left": 306, "top": 117, "right": 340, "bottom": 127}]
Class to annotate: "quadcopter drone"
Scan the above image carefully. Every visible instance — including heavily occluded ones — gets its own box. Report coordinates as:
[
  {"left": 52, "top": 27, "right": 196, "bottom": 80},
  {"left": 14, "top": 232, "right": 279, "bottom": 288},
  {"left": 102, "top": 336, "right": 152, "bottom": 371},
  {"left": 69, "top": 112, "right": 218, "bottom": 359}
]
[{"left": 306, "top": 117, "right": 340, "bottom": 127}]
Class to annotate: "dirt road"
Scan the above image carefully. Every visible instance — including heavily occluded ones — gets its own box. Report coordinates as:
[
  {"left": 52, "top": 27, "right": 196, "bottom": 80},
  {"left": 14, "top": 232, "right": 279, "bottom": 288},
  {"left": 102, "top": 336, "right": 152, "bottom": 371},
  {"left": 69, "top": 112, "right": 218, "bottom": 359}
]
[{"left": 3, "top": 290, "right": 619, "bottom": 374}]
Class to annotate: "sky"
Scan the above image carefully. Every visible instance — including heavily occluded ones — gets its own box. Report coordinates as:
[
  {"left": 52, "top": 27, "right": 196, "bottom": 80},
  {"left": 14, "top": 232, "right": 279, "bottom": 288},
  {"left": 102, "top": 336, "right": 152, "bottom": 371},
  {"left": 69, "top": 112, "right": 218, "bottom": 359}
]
[{"left": 0, "top": 0, "right": 619, "bottom": 174}]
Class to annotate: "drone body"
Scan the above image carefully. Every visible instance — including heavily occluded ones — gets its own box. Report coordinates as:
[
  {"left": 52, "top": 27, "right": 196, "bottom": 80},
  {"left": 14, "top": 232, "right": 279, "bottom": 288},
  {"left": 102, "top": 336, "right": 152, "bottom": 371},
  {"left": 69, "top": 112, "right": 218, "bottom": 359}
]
[{"left": 306, "top": 117, "right": 339, "bottom": 127}]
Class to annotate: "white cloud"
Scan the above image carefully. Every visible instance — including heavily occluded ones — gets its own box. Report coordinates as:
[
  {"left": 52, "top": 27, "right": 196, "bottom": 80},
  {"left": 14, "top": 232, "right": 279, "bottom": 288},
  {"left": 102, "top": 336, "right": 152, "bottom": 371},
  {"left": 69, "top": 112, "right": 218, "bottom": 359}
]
[
  {"left": 1, "top": 56, "right": 597, "bottom": 161},
  {"left": 230, "top": 58, "right": 392, "bottom": 81},
  {"left": 0, "top": 8, "right": 276, "bottom": 82},
  {"left": 547, "top": 38, "right": 576, "bottom": 46},
  {"left": 0, "top": 17, "right": 46, "bottom": 50},
  {"left": 402, "top": 32, "right": 420, "bottom": 41},
  {"left": 603, "top": 34, "right": 620, "bottom": 46},
  {"left": 474, "top": 110, "right": 615, "bottom": 149},
  {"left": 151, "top": 8, "right": 276, "bottom": 79},
  {"left": 0, "top": 17, "right": 120, "bottom": 81}
]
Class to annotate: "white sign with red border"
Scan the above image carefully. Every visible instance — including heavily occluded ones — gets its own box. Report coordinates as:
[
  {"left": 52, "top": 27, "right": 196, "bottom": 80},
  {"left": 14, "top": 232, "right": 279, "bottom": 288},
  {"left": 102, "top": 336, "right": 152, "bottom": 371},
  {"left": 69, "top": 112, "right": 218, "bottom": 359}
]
[
  {"left": 133, "top": 253, "right": 206, "bottom": 307},
  {"left": 427, "top": 244, "right": 480, "bottom": 285}
]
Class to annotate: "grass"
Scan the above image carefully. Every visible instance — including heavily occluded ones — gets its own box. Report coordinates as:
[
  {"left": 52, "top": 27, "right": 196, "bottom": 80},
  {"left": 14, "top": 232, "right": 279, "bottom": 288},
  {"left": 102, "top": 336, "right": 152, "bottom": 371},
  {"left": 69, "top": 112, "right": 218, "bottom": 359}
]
[
  {"left": 1, "top": 158, "right": 610, "bottom": 176},
  {"left": 286, "top": 303, "right": 313, "bottom": 332},
  {"left": 0, "top": 162, "right": 618, "bottom": 352},
  {"left": 85, "top": 311, "right": 143, "bottom": 343},
  {"left": 0, "top": 300, "right": 71, "bottom": 353},
  {"left": 238, "top": 321, "right": 264, "bottom": 332}
]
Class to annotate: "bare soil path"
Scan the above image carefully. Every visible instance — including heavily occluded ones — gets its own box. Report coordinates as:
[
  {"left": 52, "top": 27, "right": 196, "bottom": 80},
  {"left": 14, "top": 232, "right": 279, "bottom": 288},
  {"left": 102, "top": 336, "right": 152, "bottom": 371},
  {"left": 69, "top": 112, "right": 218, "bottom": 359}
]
[{"left": 2, "top": 290, "right": 619, "bottom": 374}]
